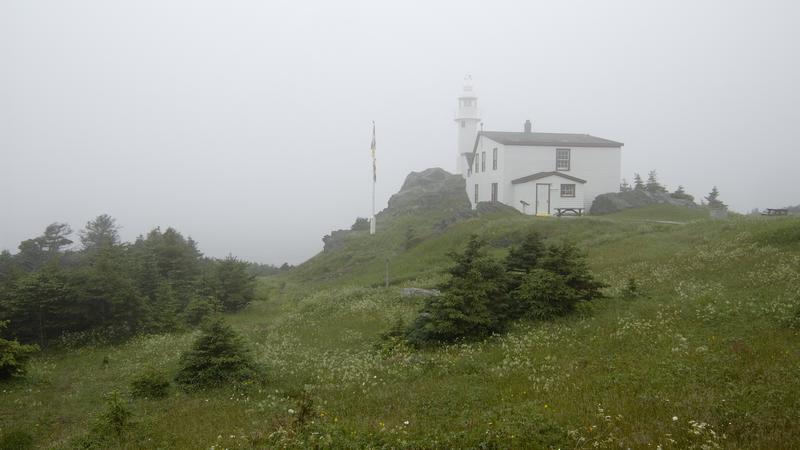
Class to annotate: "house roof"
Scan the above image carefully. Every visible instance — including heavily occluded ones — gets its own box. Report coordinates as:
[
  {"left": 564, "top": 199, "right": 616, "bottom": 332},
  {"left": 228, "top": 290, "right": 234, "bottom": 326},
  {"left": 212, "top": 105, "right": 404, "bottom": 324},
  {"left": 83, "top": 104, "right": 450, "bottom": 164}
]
[
  {"left": 511, "top": 171, "right": 587, "bottom": 184},
  {"left": 474, "top": 131, "right": 623, "bottom": 152},
  {"left": 462, "top": 152, "right": 475, "bottom": 166}
]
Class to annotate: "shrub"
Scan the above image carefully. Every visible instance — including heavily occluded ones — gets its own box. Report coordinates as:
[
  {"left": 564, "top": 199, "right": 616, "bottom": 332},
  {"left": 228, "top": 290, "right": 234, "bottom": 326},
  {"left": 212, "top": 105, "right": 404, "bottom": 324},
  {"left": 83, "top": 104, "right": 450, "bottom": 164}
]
[
  {"left": 538, "top": 241, "right": 606, "bottom": 302},
  {"left": 620, "top": 277, "right": 644, "bottom": 300},
  {"left": 130, "top": 367, "right": 170, "bottom": 399},
  {"left": 175, "top": 318, "right": 258, "bottom": 390},
  {"left": 0, "top": 321, "right": 39, "bottom": 380},
  {"left": 513, "top": 269, "right": 580, "bottom": 320},
  {"left": 71, "top": 391, "right": 134, "bottom": 449},
  {"left": 405, "top": 236, "right": 509, "bottom": 345},
  {"left": 0, "top": 429, "right": 34, "bottom": 450},
  {"left": 375, "top": 318, "right": 412, "bottom": 357},
  {"left": 350, "top": 217, "right": 370, "bottom": 231}
]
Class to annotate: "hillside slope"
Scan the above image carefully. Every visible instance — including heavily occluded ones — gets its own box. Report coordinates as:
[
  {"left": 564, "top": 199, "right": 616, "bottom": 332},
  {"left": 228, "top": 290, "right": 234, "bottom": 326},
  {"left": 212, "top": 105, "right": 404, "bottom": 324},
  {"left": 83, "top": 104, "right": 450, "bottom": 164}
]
[{"left": 2, "top": 170, "right": 800, "bottom": 449}]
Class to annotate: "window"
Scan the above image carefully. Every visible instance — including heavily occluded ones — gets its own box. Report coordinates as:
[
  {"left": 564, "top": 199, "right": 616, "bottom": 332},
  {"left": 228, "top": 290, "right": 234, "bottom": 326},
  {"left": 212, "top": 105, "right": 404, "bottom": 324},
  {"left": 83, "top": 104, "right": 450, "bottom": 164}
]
[
  {"left": 474, "top": 156, "right": 479, "bottom": 173},
  {"left": 556, "top": 148, "right": 571, "bottom": 171},
  {"left": 491, "top": 183, "right": 498, "bottom": 202},
  {"left": 462, "top": 98, "right": 472, "bottom": 107},
  {"left": 461, "top": 120, "right": 465, "bottom": 128},
  {"left": 492, "top": 148, "right": 498, "bottom": 170},
  {"left": 474, "top": 184, "right": 479, "bottom": 203},
  {"left": 481, "top": 151, "right": 486, "bottom": 172},
  {"left": 561, "top": 184, "right": 576, "bottom": 197}
]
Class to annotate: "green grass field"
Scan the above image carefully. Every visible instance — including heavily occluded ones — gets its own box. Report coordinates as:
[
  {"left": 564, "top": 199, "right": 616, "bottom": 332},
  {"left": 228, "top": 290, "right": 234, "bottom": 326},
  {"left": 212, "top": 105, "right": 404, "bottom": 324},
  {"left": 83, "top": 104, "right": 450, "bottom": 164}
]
[{"left": 2, "top": 206, "right": 800, "bottom": 449}]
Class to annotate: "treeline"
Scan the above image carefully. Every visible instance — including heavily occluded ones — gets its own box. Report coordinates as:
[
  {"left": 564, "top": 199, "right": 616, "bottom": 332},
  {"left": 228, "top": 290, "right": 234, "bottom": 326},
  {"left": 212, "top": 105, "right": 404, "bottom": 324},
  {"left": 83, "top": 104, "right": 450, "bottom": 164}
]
[
  {"left": 620, "top": 170, "right": 725, "bottom": 208},
  {"left": 0, "top": 215, "right": 258, "bottom": 347}
]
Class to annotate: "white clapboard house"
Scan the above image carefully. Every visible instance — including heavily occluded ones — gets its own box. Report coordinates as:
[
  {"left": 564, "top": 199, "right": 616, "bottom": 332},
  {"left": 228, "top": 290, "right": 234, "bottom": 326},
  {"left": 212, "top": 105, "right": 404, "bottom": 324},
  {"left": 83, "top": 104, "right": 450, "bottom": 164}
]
[{"left": 455, "top": 80, "right": 623, "bottom": 216}]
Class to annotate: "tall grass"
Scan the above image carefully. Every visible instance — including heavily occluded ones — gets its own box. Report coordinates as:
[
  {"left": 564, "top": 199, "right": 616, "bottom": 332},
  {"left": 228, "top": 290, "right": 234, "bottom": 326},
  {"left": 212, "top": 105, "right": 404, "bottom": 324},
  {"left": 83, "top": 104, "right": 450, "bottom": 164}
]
[{"left": 2, "top": 208, "right": 799, "bottom": 448}]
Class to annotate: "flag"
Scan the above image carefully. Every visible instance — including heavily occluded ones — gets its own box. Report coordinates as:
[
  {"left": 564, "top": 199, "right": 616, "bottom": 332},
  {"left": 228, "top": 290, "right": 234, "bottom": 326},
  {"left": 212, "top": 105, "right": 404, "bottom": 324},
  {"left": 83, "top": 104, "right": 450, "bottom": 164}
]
[{"left": 370, "top": 121, "right": 376, "bottom": 182}]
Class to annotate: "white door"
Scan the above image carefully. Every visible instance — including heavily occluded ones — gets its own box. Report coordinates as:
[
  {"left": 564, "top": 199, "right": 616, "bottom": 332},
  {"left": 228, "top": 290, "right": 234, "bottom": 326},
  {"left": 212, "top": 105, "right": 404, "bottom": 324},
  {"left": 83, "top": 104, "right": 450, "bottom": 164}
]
[{"left": 536, "top": 184, "right": 550, "bottom": 215}]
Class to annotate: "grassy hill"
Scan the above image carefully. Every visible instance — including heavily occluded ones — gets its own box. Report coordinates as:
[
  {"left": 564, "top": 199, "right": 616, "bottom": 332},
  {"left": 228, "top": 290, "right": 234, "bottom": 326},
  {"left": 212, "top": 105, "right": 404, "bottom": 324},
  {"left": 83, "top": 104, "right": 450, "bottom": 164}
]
[{"left": 2, "top": 172, "right": 800, "bottom": 448}]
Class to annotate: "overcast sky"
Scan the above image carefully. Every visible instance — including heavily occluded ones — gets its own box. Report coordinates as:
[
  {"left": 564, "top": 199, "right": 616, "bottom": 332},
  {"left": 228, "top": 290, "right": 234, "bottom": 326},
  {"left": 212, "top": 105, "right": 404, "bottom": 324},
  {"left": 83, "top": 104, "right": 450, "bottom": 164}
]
[{"left": 2, "top": 0, "right": 799, "bottom": 264}]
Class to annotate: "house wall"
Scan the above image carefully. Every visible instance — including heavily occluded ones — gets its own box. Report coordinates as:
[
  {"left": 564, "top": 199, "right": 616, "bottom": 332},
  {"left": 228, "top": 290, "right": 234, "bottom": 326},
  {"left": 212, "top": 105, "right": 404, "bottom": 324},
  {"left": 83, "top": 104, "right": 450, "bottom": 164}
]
[
  {"left": 465, "top": 137, "right": 620, "bottom": 212},
  {"left": 511, "top": 175, "right": 585, "bottom": 215},
  {"left": 503, "top": 144, "right": 620, "bottom": 211},
  {"left": 465, "top": 135, "right": 506, "bottom": 207}
]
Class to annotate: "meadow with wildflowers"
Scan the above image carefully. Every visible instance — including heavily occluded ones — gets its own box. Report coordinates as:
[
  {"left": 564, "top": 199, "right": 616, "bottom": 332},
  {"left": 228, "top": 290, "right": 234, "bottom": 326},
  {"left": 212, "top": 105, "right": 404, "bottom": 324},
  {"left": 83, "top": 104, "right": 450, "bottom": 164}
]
[{"left": 1, "top": 204, "right": 799, "bottom": 448}]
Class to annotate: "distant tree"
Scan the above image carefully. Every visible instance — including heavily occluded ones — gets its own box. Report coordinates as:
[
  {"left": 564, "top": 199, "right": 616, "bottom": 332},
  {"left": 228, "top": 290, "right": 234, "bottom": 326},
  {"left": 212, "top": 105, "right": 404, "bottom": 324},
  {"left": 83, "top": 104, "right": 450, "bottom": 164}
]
[
  {"left": 214, "top": 256, "right": 256, "bottom": 312},
  {"left": 14, "top": 238, "right": 48, "bottom": 272},
  {"left": 0, "top": 250, "right": 18, "bottom": 284},
  {"left": 80, "top": 214, "right": 120, "bottom": 251},
  {"left": 175, "top": 318, "right": 258, "bottom": 389},
  {"left": 279, "top": 262, "right": 292, "bottom": 271},
  {"left": 620, "top": 178, "right": 632, "bottom": 192},
  {"left": 645, "top": 171, "right": 667, "bottom": 193},
  {"left": 705, "top": 186, "right": 726, "bottom": 209},
  {"left": 182, "top": 297, "right": 219, "bottom": 327},
  {"left": 39, "top": 223, "right": 73, "bottom": 254},
  {"left": 405, "top": 236, "right": 510, "bottom": 345},
  {"left": 69, "top": 245, "right": 147, "bottom": 337},
  {"left": 633, "top": 173, "right": 645, "bottom": 191},
  {"left": 0, "top": 321, "right": 39, "bottom": 379},
  {"left": 670, "top": 185, "right": 695, "bottom": 202},
  {"left": 350, "top": 217, "right": 370, "bottom": 231},
  {"left": 3, "top": 265, "right": 74, "bottom": 345}
]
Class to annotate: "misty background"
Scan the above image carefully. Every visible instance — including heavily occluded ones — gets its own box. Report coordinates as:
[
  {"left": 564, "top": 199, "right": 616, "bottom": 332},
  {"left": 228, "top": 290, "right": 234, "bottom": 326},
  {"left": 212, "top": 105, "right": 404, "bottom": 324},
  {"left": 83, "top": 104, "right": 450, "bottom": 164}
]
[{"left": 2, "top": 0, "right": 799, "bottom": 265}]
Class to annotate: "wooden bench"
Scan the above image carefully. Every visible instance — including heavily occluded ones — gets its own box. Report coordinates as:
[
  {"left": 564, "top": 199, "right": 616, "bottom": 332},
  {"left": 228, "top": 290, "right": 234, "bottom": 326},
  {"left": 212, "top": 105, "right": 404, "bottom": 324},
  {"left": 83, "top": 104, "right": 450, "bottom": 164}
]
[
  {"left": 761, "top": 208, "right": 788, "bottom": 216},
  {"left": 555, "top": 208, "right": 584, "bottom": 217}
]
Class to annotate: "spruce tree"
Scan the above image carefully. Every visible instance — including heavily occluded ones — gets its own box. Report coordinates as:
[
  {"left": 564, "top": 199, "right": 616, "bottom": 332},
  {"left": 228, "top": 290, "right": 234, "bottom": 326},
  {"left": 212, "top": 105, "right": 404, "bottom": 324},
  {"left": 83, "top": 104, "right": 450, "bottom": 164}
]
[
  {"left": 705, "top": 186, "right": 726, "bottom": 208},
  {"left": 645, "top": 170, "right": 667, "bottom": 193},
  {"left": 406, "top": 236, "right": 509, "bottom": 345},
  {"left": 633, "top": 173, "right": 645, "bottom": 190},
  {"left": 175, "top": 318, "right": 258, "bottom": 389}
]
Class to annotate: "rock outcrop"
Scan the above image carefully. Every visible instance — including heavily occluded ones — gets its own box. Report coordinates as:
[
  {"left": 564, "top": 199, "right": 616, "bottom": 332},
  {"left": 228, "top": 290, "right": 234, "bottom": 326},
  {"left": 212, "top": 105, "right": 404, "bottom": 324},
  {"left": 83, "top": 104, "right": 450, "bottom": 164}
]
[
  {"left": 383, "top": 168, "right": 471, "bottom": 218},
  {"left": 590, "top": 190, "right": 697, "bottom": 215}
]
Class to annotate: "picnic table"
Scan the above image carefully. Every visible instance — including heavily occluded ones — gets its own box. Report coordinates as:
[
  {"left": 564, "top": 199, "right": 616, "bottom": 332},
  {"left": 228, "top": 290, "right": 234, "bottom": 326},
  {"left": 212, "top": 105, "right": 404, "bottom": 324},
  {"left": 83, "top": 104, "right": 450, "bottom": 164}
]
[
  {"left": 761, "top": 208, "right": 788, "bottom": 216},
  {"left": 555, "top": 208, "right": 584, "bottom": 217}
]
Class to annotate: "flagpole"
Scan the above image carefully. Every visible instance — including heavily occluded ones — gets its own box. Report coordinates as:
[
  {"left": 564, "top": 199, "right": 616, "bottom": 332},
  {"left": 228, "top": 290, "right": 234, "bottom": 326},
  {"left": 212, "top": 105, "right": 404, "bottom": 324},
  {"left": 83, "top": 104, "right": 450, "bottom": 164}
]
[{"left": 370, "top": 121, "right": 376, "bottom": 235}]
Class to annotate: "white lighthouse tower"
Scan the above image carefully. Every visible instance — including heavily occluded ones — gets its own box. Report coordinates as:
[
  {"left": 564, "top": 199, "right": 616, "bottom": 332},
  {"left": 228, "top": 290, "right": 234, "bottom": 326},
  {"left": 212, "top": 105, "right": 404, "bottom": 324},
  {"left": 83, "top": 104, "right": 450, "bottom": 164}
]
[{"left": 455, "top": 75, "right": 481, "bottom": 177}]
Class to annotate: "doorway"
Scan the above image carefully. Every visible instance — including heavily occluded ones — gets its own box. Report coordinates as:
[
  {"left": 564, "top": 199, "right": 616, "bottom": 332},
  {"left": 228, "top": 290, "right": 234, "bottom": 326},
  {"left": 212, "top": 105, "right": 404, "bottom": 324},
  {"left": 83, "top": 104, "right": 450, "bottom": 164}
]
[{"left": 535, "top": 183, "right": 551, "bottom": 215}]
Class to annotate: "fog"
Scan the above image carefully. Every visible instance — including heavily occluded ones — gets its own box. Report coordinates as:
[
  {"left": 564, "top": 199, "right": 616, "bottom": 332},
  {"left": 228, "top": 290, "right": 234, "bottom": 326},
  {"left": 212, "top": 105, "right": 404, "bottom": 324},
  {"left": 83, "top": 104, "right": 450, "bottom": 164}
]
[{"left": 2, "top": 0, "right": 799, "bottom": 264}]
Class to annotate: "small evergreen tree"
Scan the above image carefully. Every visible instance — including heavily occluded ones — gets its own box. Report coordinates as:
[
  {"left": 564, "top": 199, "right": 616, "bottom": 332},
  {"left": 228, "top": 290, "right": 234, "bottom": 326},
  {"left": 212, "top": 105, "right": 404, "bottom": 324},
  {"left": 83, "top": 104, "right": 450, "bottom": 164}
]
[
  {"left": 539, "top": 241, "right": 607, "bottom": 302},
  {"left": 175, "top": 318, "right": 258, "bottom": 389},
  {"left": 705, "top": 186, "right": 726, "bottom": 209},
  {"left": 505, "top": 231, "right": 546, "bottom": 276},
  {"left": 633, "top": 173, "right": 645, "bottom": 191},
  {"left": 405, "top": 236, "right": 509, "bottom": 345},
  {"left": 513, "top": 269, "right": 580, "bottom": 320},
  {"left": 670, "top": 185, "right": 695, "bottom": 202},
  {"left": 645, "top": 170, "right": 667, "bottom": 193},
  {"left": 620, "top": 178, "right": 631, "bottom": 192},
  {"left": 130, "top": 367, "right": 170, "bottom": 399}
]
